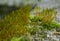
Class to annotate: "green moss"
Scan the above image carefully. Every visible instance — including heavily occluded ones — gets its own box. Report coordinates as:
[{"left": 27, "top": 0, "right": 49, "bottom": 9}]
[{"left": 0, "top": 5, "right": 31, "bottom": 41}]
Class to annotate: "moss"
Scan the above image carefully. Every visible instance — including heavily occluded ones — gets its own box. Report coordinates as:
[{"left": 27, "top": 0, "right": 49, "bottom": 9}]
[{"left": 0, "top": 5, "right": 31, "bottom": 41}]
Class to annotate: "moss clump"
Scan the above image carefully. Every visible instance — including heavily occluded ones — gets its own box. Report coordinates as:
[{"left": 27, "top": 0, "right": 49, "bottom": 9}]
[{"left": 0, "top": 5, "right": 31, "bottom": 41}]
